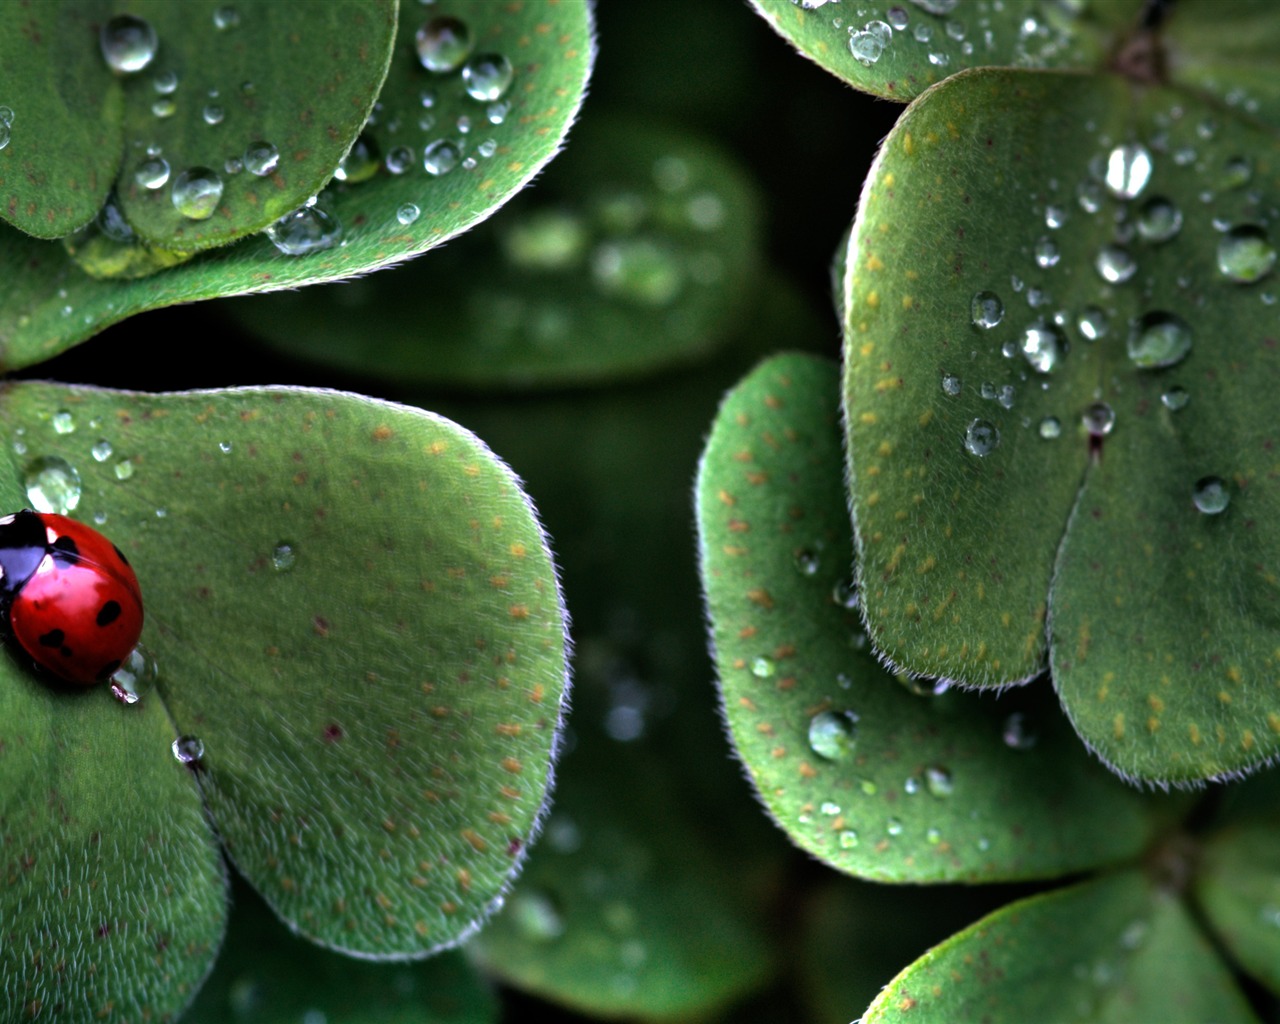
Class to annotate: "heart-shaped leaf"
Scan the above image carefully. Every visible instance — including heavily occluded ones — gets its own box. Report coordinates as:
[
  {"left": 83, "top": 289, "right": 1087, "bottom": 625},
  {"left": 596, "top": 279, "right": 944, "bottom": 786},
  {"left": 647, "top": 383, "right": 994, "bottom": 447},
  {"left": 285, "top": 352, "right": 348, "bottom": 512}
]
[
  {"left": 218, "top": 115, "right": 763, "bottom": 389},
  {"left": 862, "top": 871, "right": 1259, "bottom": 1023},
  {"left": 747, "top": 0, "right": 1136, "bottom": 102},
  {"left": 0, "top": 2, "right": 396, "bottom": 246},
  {"left": 0, "top": 681, "right": 226, "bottom": 1022},
  {"left": 0, "top": 0, "right": 594, "bottom": 371},
  {"left": 185, "top": 880, "right": 499, "bottom": 1023},
  {"left": 843, "top": 67, "right": 1280, "bottom": 782},
  {"left": 1195, "top": 815, "right": 1280, "bottom": 996},
  {"left": 0, "top": 380, "right": 570, "bottom": 1010},
  {"left": 698, "top": 352, "right": 1168, "bottom": 882}
]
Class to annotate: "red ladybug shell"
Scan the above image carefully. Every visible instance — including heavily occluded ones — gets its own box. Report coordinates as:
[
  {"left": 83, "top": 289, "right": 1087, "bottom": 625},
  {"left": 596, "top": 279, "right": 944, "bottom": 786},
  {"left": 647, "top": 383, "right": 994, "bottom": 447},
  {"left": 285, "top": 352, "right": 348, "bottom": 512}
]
[{"left": 0, "top": 511, "right": 143, "bottom": 686}]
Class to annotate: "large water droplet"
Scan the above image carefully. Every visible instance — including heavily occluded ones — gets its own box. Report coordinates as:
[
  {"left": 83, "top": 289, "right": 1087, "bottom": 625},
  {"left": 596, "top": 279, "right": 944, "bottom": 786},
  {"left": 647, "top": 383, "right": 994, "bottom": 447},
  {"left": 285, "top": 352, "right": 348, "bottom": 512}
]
[
  {"left": 110, "top": 645, "right": 157, "bottom": 706},
  {"left": 1082, "top": 402, "right": 1115, "bottom": 437},
  {"left": 849, "top": 20, "right": 892, "bottom": 64},
  {"left": 970, "top": 290, "right": 1004, "bottom": 329},
  {"left": 1217, "top": 225, "right": 1276, "bottom": 284},
  {"left": 808, "top": 710, "right": 859, "bottom": 761},
  {"left": 423, "top": 139, "right": 461, "bottom": 176},
  {"left": 201, "top": 104, "right": 225, "bottom": 126},
  {"left": 416, "top": 16, "right": 473, "bottom": 72},
  {"left": 1192, "top": 476, "right": 1230, "bottom": 514},
  {"left": 963, "top": 419, "right": 1000, "bottom": 456},
  {"left": 135, "top": 155, "right": 170, "bottom": 190},
  {"left": 266, "top": 206, "right": 342, "bottom": 256},
  {"left": 396, "top": 203, "right": 420, "bottom": 226},
  {"left": 1095, "top": 244, "right": 1137, "bottom": 284},
  {"left": 1126, "top": 311, "right": 1193, "bottom": 369},
  {"left": 384, "top": 145, "right": 414, "bottom": 175},
  {"left": 172, "top": 734, "right": 205, "bottom": 765},
  {"left": 171, "top": 167, "right": 223, "bottom": 220},
  {"left": 462, "top": 54, "right": 515, "bottom": 102},
  {"left": 24, "top": 457, "right": 82, "bottom": 514},
  {"left": 1021, "top": 319, "right": 1067, "bottom": 374},
  {"left": 1136, "top": 196, "right": 1182, "bottom": 244},
  {"left": 100, "top": 15, "right": 158, "bottom": 74},
  {"left": 1104, "top": 142, "right": 1153, "bottom": 200},
  {"left": 243, "top": 140, "right": 279, "bottom": 177}
]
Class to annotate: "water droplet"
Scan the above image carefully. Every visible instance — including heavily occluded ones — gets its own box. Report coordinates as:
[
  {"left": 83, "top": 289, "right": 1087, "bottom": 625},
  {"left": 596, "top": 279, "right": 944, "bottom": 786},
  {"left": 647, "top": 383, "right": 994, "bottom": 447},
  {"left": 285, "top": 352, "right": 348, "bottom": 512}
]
[
  {"left": 423, "top": 139, "right": 461, "bottom": 176},
  {"left": 808, "top": 709, "right": 859, "bottom": 761},
  {"left": 924, "top": 764, "right": 953, "bottom": 797},
  {"left": 396, "top": 202, "right": 421, "bottom": 226},
  {"left": 91, "top": 439, "right": 113, "bottom": 462},
  {"left": 909, "top": 0, "right": 958, "bottom": 13},
  {"left": 1045, "top": 204, "right": 1068, "bottom": 229},
  {"left": 1021, "top": 319, "right": 1067, "bottom": 374},
  {"left": 461, "top": 53, "right": 515, "bottom": 102},
  {"left": 1126, "top": 311, "right": 1192, "bottom": 369},
  {"left": 1136, "top": 196, "right": 1182, "bottom": 243},
  {"left": 243, "top": 140, "right": 279, "bottom": 177},
  {"left": 926, "top": 827, "right": 942, "bottom": 844},
  {"left": 110, "top": 645, "right": 157, "bottom": 705},
  {"left": 831, "top": 579, "right": 859, "bottom": 610},
  {"left": 1161, "top": 387, "right": 1189, "bottom": 411},
  {"left": 794, "top": 549, "right": 820, "bottom": 576},
  {"left": 1217, "top": 225, "right": 1276, "bottom": 284},
  {"left": 591, "top": 239, "right": 683, "bottom": 306},
  {"left": 385, "top": 145, "right": 414, "bottom": 175},
  {"left": 849, "top": 20, "right": 893, "bottom": 64},
  {"left": 1002, "top": 711, "right": 1037, "bottom": 750},
  {"left": 266, "top": 206, "right": 342, "bottom": 256},
  {"left": 272, "top": 542, "right": 296, "bottom": 571},
  {"left": 1120, "top": 920, "right": 1148, "bottom": 950},
  {"left": 0, "top": 123, "right": 9, "bottom": 151},
  {"left": 510, "top": 890, "right": 564, "bottom": 941},
  {"left": 151, "top": 98, "right": 175, "bottom": 119},
  {"left": 941, "top": 373, "right": 962, "bottom": 396},
  {"left": 750, "top": 656, "right": 775, "bottom": 678},
  {"left": 1038, "top": 416, "right": 1061, "bottom": 440},
  {"left": 51, "top": 410, "right": 75, "bottom": 435},
  {"left": 1077, "top": 305, "right": 1108, "bottom": 341},
  {"left": 1192, "top": 476, "right": 1230, "bottom": 515},
  {"left": 334, "top": 133, "right": 380, "bottom": 184},
  {"left": 415, "top": 16, "right": 473, "bottom": 73},
  {"left": 820, "top": 800, "right": 841, "bottom": 816},
  {"left": 172, "top": 734, "right": 205, "bottom": 765},
  {"left": 0, "top": 106, "right": 13, "bottom": 126},
  {"left": 1034, "top": 237, "right": 1060, "bottom": 268},
  {"left": 1095, "top": 244, "right": 1137, "bottom": 284},
  {"left": 100, "top": 15, "right": 158, "bottom": 74},
  {"left": 201, "top": 104, "right": 225, "bottom": 126},
  {"left": 218, "top": 441, "right": 233, "bottom": 454},
  {"left": 1077, "top": 180, "right": 1104, "bottom": 214},
  {"left": 24, "top": 457, "right": 82, "bottom": 514},
  {"left": 135, "top": 156, "right": 170, "bottom": 190},
  {"left": 838, "top": 830, "right": 859, "bottom": 849},
  {"left": 887, "top": 6, "right": 909, "bottom": 30},
  {"left": 970, "top": 290, "right": 1004, "bottom": 329},
  {"left": 153, "top": 70, "right": 178, "bottom": 95},
  {"left": 1082, "top": 402, "right": 1115, "bottom": 437},
  {"left": 171, "top": 167, "right": 223, "bottom": 220},
  {"left": 886, "top": 817, "right": 904, "bottom": 836},
  {"left": 213, "top": 6, "right": 241, "bottom": 30},
  {"left": 114, "top": 458, "right": 135, "bottom": 482},
  {"left": 1104, "top": 142, "right": 1153, "bottom": 200},
  {"left": 1221, "top": 156, "right": 1251, "bottom": 189},
  {"left": 963, "top": 419, "right": 1000, "bottom": 456}
]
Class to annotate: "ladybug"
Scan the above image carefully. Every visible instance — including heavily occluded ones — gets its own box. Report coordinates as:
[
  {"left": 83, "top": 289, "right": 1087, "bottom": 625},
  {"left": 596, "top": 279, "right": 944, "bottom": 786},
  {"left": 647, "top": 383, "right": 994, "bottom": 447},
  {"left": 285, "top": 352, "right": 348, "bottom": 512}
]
[{"left": 0, "top": 510, "right": 143, "bottom": 686}]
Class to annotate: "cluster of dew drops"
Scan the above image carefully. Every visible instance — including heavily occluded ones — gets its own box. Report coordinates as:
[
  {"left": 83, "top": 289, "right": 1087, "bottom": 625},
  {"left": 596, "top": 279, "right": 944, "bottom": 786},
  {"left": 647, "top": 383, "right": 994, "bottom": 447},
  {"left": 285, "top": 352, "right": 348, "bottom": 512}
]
[
  {"left": 740, "top": 543, "right": 1039, "bottom": 854},
  {"left": 13, "top": 409, "right": 299, "bottom": 767},
  {"left": 59, "top": 6, "right": 519, "bottom": 257},
  {"left": 943, "top": 126, "right": 1274, "bottom": 519}
]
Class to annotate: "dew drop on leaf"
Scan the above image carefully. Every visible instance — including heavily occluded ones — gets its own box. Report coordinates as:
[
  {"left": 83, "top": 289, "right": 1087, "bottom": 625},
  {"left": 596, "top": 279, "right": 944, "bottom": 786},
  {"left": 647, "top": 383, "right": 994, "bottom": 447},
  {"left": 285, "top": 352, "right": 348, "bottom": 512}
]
[
  {"left": 110, "top": 645, "right": 158, "bottom": 706},
  {"left": 462, "top": 54, "right": 515, "bottom": 102},
  {"left": 1221, "top": 156, "right": 1252, "bottom": 189},
  {"left": 1076, "top": 305, "right": 1108, "bottom": 340},
  {"left": 1126, "top": 311, "right": 1193, "bottom": 369},
  {"left": 1021, "top": 319, "right": 1067, "bottom": 374},
  {"left": 423, "top": 139, "right": 461, "bottom": 176},
  {"left": 807, "top": 710, "right": 858, "bottom": 761},
  {"left": 963, "top": 419, "right": 999, "bottom": 456},
  {"left": 100, "top": 14, "right": 158, "bottom": 74},
  {"left": 24, "top": 457, "right": 82, "bottom": 514},
  {"left": 266, "top": 207, "right": 342, "bottom": 256},
  {"left": 271, "top": 542, "right": 296, "bottom": 572},
  {"left": 135, "top": 156, "right": 171, "bottom": 190},
  {"left": 1103, "top": 142, "right": 1153, "bottom": 200},
  {"left": 334, "top": 134, "right": 380, "bottom": 184},
  {"left": 941, "top": 373, "right": 962, "bottom": 396},
  {"left": 510, "top": 890, "right": 565, "bottom": 941},
  {"left": 1192, "top": 476, "right": 1230, "bottom": 515},
  {"left": 1034, "top": 237, "right": 1060, "bottom": 268},
  {"left": 1161, "top": 386, "right": 1189, "bottom": 411},
  {"left": 1095, "top": 244, "right": 1137, "bottom": 284},
  {"left": 415, "top": 16, "right": 473, "bottom": 73},
  {"left": 212, "top": 5, "right": 241, "bottom": 31},
  {"left": 1082, "top": 402, "right": 1115, "bottom": 437},
  {"left": 924, "top": 764, "right": 953, "bottom": 797},
  {"left": 1136, "top": 196, "right": 1182, "bottom": 243},
  {"left": 172, "top": 734, "right": 205, "bottom": 765},
  {"left": 849, "top": 20, "right": 893, "bottom": 64},
  {"left": 384, "top": 145, "right": 414, "bottom": 175},
  {"left": 91, "top": 439, "right": 113, "bottom": 462},
  {"left": 114, "top": 458, "right": 135, "bottom": 482},
  {"left": 970, "top": 290, "right": 1004, "bottom": 329},
  {"left": 1038, "top": 416, "right": 1061, "bottom": 440},
  {"left": 396, "top": 203, "right": 421, "bottom": 226},
  {"left": 51, "top": 410, "right": 75, "bottom": 435},
  {"left": 1217, "top": 225, "right": 1276, "bottom": 284},
  {"left": 1002, "top": 711, "right": 1037, "bottom": 750},
  {"left": 243, "top": 140, "right": 279, "bottom": 177},
  {"left": 171, "top": 167, "right": 224, "bottom": 220}
]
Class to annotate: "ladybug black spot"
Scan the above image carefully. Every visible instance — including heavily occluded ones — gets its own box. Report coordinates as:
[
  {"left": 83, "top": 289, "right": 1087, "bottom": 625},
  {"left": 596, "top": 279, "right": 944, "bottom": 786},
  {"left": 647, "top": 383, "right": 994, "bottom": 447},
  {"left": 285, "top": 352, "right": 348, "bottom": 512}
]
[
  {"left": 96, "top": 601, "right": 122, "bottom": 627},
  {"left": 51, "top": 536, "right": 80, "bottom": 567},
  {"left": 38, "top": 629, "right": 66, "bottom": 649},
  {"left": 113, "top": 545, "right": 130, "bottom": 567}
]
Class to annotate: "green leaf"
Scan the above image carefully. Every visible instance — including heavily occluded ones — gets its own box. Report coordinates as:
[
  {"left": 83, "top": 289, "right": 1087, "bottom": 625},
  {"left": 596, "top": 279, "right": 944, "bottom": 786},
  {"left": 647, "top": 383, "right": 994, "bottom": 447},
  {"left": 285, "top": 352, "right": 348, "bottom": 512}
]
[
  {"left": 863, "top": 872, "right": 1260, "bottom": 1024},
  {"left": 0, "top": 0, "right": 594, "bottom": 370},
  {"left": 1195, "top": 816, "right": 1280, "bottom": 996},
  {"left": 184, "top": 881, "right": 499, "bottom": 1023},
  {"left": 0, "top": 676, "right": 226, "bottom": 1023},
  {"left": 0, "top": 382, "right": 570, "bottom": 959},
  {"left": 698, "top": 352, "right": 1165, "bottom": 883},
  {"left": 1165, "top": 0, "right": 1280, "bottom": 133},
  {"left": 843, "top": 67, "right": 1280, "bottom": 782},
  {"left": 219, "top": 115, "right": 763, "bottom": 389},
  {"left": 0, "top": 2, "right": 120, "bottom": 238},
  {"left": 746, "top": 0, "right": 1134, "bottom": 102}
]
